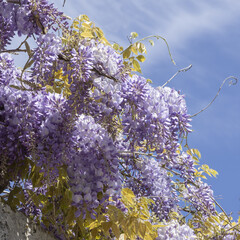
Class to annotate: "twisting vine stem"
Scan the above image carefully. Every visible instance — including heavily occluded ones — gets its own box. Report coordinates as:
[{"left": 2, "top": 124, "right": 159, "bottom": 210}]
[
  {"left": 191, "top": 76, "right": 238, "bottom": 118},
  {"left": 162, "top": 64, "right": 192, "bottom": 88}
]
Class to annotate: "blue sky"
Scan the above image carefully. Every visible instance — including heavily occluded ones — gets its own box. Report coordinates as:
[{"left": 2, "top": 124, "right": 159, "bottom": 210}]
[{"left": 56, "top": 1, "right": 239, "bottom": 220}]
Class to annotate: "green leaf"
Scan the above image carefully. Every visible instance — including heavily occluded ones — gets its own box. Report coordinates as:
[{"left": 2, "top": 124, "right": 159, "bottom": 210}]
[
  {"left": 122, "top": 46, "right": 132, "bottom": 59},
  {"left": 148, "top": 39, "right": 154, "bottom": 46},
  {"left": 101, "top": 221, "right": 112, "bottom": 233},
  {"left": 24, "top": 59, "right": 34, "bottom": 70},
  {"left": 130, "top": 32, "right": 138, "bottom": 39},
  {"left": 131, "top": 44, "right": 138, "bottom": 55},
  {"left": 138, "top": 42, "right": 147, "bottom": 54},
  {"left": 81, "top": 30, "right": 94, "bottom": 38},
  {"left": 138, "top": 221, "right": 147, "bottom": 239},
  {"left": 132, "top": 59, "right": 142, "bottom": 73},
  {"left": 111, "top": 223, "right": 120, "bottom": 238},
  {"left": 25, "top": 41, "right": 32, "bottom": 57},
  {"left": 113, "top": 43, "right": 120, "bottom": 51},
  {"left": 136, "top": 55, "right": 146, "bottom": 62},
  {"left": 122, "top": 188, "right": 135, "bottom": 199},
  {"left": 8, "top": 186, "right": 22, "bottom": 207}
]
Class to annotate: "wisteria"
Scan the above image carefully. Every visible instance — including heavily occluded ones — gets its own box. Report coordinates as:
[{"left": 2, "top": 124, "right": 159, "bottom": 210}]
[
  {"left": 0, "top": 1, "right": 17, "bottom": 50},
  {"left": 31, "top": 33, "right": 62, "bottom": 85},
  {"left": 67, "top": 114, "right": 122, "bottom": 217},
  {"left": 183, "top": 181, "right": 215, "bottom": 214},
  {"left": 0, "top": 84, "right": 34, "bottom": 165},
  {"left": 125, "top": 157, "right": 178, "bottom": 220},
  {"left": 156, "top": 220, "right": 196, "bottom": 240},
  {"left": 0, "top": 0, "right": 68, "bottom": 39},
  {"left": 92, "top": 41, "right": 125, "bottom": 80},
  {"left": 0, "top": 53, "right": 20, "bottom": 86},
  {"left": 0, "top": 0, "right": 239, "bottom": 239}
]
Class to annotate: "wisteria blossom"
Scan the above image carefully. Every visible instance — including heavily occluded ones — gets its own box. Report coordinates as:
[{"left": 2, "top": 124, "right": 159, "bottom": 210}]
[{"left": 0, "top": 0, "right": 236, "bottom": 239}]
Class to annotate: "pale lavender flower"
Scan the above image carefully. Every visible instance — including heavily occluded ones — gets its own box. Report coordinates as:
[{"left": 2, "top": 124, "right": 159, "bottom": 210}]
[{"left": 156, "top": 219, "right": 196, "bottom": 240}]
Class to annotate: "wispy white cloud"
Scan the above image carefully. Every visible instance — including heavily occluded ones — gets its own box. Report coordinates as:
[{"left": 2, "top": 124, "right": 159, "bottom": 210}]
[{"left": 59, "top": 0, "right": 240, "bottom": 51}]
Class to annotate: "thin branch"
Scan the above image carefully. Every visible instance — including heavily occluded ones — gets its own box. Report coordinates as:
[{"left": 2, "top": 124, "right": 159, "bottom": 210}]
[
  {"left": 162, "top": 64, "right": 192, "bottom": 88},
  {"left": 0, "top": 36, "right": 29, "bottom": 54},
  {"left": 191, "top": 76, "right": 238, "bottom": 118},
  {"left": 225, "top": 222, "right": 240, "bottom": 233},
  {"left": 0, "top": 49, "right": 27, "bottom": 54},
  {"left": 119, "top": 150, "right": 182, "bottom": 176},
  {"left": 7, "top": 0, "right": 20, "bottom": 4},
  {"left": 211, "top": 196, "right": 233, "bottom": 227},
  {"left": 92, "top": 67, "right": 119, "bottom": 82}
]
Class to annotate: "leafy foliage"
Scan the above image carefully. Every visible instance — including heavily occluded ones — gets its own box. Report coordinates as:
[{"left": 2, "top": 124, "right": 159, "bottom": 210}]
[{"left": 0, "top": 1, "right": 239, "bottom": 239}]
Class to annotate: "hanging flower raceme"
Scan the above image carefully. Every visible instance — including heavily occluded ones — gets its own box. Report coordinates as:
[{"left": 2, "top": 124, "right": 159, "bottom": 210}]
[
  {"left": 31, "top": 33, "right": 62, "bottom": 85},
  {"left": 0, "top": 53, "right": 21, "bottom": 86},
  {"left": 0, "top": 0, "right": 68, "bottom": 38},
  {"left": 92, "top": 41, "right": 125, "bottom": 80},
  {"left": 156, "top": 219, "right": 196, "bottom": 240},
  {"left": 67, "top": 114, "right": 122, "bottom": 217},
  {"left": 66, "top": 42, "right": 95, "bottom": 113},
  {"left": 121, "top": 75, "right": 192, "bottom": 163},
  {"left": 124, "top": 157, "right": 177, "bottom": 221},
  {"left": 0, "top": 86, "right": 34, "bottom": 165},
  {"left": 0, "top": 1, "right": 17, "bottom": 50},
  {"left": 0, "top": 54, "right": 38, "bottom": 167},
  {"left": 121, "top": 75, "right": 170, "bottom": 152},
  {"left": 33, "top": 92, "right": 75, "bottom": 180},
  {"left": 183, "top": 180, "right": 215, "bottom": 215}
]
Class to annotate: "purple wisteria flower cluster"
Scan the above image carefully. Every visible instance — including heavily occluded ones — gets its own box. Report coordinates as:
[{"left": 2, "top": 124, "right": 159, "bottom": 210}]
[
  {"left": 0, "top": 0, "right": 230, "bottom": 239},
  {"left": 0, "top": 0, "right": 68, "bottom": 47},
  {"left": 121, "top": 75, "right": 191, "bottom": 159},
  {"left": 183, "top": 180, "right": 215, "bottom": 214},
  {"left": 31, "top": 33, "right": 62, "bottom": 85},
  {"left": 156, "top": 220, "right": 196, "bottom": 240},
  {"left": 125, "top": 157, "right": 178, "bottom": 220},
  {"left": 67, "top": 114, "right": 122, "bottom": 217}
]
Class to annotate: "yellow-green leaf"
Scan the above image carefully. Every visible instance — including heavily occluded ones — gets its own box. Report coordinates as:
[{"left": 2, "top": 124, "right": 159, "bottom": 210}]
[
  {"left": 113, "top": 43, "right": 120, "bottom": 51},
  {"left": 122, "top": 188, "right": 135, "bottom": 198},
  {"left": 79, "top": 14, "right": 89, "bottom": 22},
  {"left": 122, "top": 46, "right": 132, "bottom": 59},
  {"left": 81, "top": 31, "right": 94, "bottom": 38},
  {"left": 148, "top": 39, "right": 154, "bottom": 46},
  {"left": 82, "top": 22, "right": 92, "bottom": 29},
  {"left": 88, "top": 221, "right": 101, "bottom": 230},
  {"left": 136, "top": 55, "right": 146, "bottom": 62},
  {"left": 111, "top": 223, "right": 120, "bottom": 238},
  {"left": 209, "top": 169, "right": 218, "bottom": 177},
  {"left": 131, "top": 45, "right": 138, "bottom": 55},
  {"left": 130, "top": 32, "right": 138, "bottom": 39},
  {"left": 138, "top": 221, "right": 147, "bottom": 239},
  {"left": 193, "top": 149, "right": 201, "bottom": 159},
  {"left": 132, "top": 59, "right": 142, "bottom": 73},
  {"left": 138, "top": 42, "right": 147, "bottom": 54}
]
